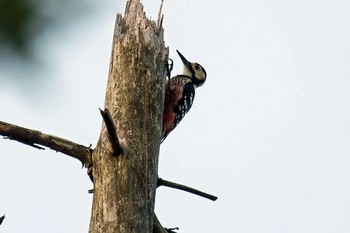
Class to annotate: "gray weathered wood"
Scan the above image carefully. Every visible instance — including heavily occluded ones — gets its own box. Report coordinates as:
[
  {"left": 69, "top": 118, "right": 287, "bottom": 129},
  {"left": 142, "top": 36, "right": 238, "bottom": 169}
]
[
  {"left": 0, "top": 120, "right": 91, "bottom": 166},
  {"left": 88, "top": 0, "right": 168, "bottom": 232}
]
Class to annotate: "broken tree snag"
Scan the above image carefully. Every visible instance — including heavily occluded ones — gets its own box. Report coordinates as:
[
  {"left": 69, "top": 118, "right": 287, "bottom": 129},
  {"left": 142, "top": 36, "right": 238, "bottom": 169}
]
[
  {"left": 158, "top": 178, "right": 218, "bottom": 201},
  {"left": 89, "top": 0, "right": 168, "bottom": 232},
  {"left": 99, "top": 108, "right": 123, "bottom": 156},
  {"left": 0, "top": 121, "right": 92, "bottom": 166}
]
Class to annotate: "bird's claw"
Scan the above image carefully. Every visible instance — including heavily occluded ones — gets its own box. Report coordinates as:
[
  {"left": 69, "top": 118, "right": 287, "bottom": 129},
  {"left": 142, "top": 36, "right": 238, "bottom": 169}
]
[{"left": 165, "top": 58, "right": 173, "bottom": 79}]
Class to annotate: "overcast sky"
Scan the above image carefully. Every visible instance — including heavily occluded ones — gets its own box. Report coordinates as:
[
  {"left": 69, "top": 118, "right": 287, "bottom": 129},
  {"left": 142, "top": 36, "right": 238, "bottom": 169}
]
[{"left": 1, "top": 0, "right": 350, "bottom": 232}]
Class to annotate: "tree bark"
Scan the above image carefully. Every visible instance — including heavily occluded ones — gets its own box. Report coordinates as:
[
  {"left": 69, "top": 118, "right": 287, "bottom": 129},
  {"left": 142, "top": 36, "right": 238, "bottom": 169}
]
[
  {"left": 88, "top": 0, "right": 168, "bottom": 232},
  {"left": 0, "top": 121, "right": 91, "bottom": 165}
]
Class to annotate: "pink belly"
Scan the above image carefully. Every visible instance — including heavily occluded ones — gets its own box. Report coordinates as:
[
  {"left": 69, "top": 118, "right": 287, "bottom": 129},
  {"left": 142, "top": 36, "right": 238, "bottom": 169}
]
[{"left": 162, "top": 109, "right": 175, "bottom": 134}]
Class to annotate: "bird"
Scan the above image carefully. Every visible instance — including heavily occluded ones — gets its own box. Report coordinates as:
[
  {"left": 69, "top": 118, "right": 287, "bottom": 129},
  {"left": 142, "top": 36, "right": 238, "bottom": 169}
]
[{"left": 161, "top": 50, "right": 207, "bottom": 142}]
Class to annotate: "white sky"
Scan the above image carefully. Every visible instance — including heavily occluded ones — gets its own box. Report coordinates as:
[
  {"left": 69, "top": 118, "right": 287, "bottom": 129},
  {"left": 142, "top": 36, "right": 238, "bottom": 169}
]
[{"left": 1, "top": 0, "right": 350, "bottom": 232}]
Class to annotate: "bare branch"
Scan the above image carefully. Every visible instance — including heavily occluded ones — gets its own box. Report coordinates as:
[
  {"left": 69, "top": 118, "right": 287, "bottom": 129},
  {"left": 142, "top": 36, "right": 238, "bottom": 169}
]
[
  {"left": 157, "top": 178, "right": 218, "bottom": 201},
  {"left": 0, "top": 215, "right": 4, "bottom": 226},
  {"left": 0, "top": 121, "right": 92, "bottom": 166},
  {"left": 99, "top": 108, "right": 123, "bottom": 156},
  {"left": 165, "top": 227, "right": 179, "bottom": 233}
]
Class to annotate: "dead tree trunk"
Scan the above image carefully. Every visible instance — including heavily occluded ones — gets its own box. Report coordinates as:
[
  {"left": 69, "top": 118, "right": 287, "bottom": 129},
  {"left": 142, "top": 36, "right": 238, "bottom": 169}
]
[
  {"left": 0, "top": 0, "right": 218, "bottom": 232},
  {"left": 0, "top": 0, "right": 213, "bottom": 231},
  {"left": 88, "top": 0, "right": 168, "bottom": 232}
]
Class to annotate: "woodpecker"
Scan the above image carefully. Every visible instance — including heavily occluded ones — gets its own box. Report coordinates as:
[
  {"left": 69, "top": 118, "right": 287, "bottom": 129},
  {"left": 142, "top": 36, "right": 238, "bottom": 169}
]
[{"left": 161, "top": 50, "right": 207, "bottom": 142}]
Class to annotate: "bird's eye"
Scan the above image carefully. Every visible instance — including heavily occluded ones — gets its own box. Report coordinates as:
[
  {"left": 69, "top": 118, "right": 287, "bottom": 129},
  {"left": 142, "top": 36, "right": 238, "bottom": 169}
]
[{"left": 194, "top": 64, "right": 200, "bottom": 70}]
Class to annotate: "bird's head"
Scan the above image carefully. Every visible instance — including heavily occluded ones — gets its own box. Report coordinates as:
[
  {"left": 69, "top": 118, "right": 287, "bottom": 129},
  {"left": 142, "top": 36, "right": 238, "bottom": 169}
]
[{"left": 177, "top": 50, "right": 206, "bottom": 88}]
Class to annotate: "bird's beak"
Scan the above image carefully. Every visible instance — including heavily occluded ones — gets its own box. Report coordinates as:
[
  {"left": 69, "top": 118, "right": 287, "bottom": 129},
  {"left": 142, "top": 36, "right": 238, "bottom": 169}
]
[{"left": 176, "top": 50, "right": 191, "bottom": 68}]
